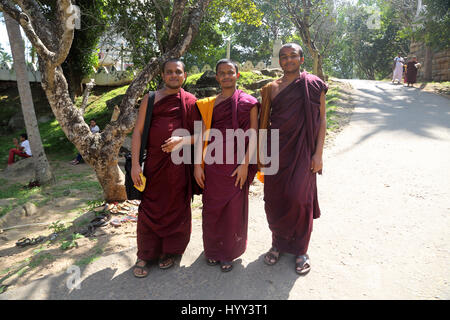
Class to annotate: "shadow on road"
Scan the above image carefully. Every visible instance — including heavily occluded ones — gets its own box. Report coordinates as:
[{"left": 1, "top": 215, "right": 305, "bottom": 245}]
[
  {"left": 342, "top": 80, "right": 450, "bottom": 150},
  {"left": 9, "top": 249, "right": 305, "bottom": 299}
]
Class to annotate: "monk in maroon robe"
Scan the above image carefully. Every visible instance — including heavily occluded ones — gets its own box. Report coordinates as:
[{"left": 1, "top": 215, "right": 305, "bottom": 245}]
[
  {"left": 260, "top": 43, "right": 327, "bottom": 275},
  {"left": 131, "top": 59, "right": 199, "bottom": 278},
  {"left": 406, "top": 56, "right": 419, "bottom": 87},
  {"left": 195, "top": 60, "right": 259, "bottom": 272}
]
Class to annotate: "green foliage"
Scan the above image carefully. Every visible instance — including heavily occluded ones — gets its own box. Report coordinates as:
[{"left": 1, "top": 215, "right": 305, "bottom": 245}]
[
  {"left": 60, "top": 233, "right": 84, "bottom": 250},
  {"left": 104, "top": 1, "right": 264, "bottom": 70},
  {"left": 0, "top": 43, "right": 12, "bottom": 63},
  {"left": 326, "top": 1, "right": 410, "bottom": 80},
  {"left": 416, "top": 0, "right": 450, "bottom": 50},
  {"left": 75, "top": 247, "right": 104, "bottom": 266},
  {"left": 48, "top": 220, "right": 67, "bottom": 234},
  {"left": 237, "top": 71, "right": 268, "bottom": 87}
]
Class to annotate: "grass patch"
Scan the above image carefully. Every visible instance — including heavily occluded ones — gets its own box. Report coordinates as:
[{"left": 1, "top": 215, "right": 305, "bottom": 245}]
[
  {"left": 185, "top": 73, "right": 203, "bottom": 86},
  {"left": 75, "top": 247, "right": 104, "bottom": 266},
  {"left": 0, "top": 84, "right": 130, "bottom": 169}
]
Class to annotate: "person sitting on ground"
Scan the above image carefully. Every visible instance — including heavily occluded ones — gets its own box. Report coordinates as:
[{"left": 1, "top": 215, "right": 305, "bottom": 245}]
[
  {"left": 71, "top": 119, "right": 100, "bottom": 165},
  {"left": 8, "top": 133, "right": 32, "bottom": 165}
]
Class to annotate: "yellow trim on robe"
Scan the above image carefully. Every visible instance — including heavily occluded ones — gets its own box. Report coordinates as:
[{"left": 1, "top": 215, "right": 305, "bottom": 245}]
[{"left": 195, "top": 96, "right": 217, "bottom": 168}]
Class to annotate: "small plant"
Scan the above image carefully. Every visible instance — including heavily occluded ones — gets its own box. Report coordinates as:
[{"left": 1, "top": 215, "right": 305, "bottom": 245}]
[
  {"left": 86, "top": 199, "right": 104, "bottom": 210},
  {"left": 60, "top": 233, "right": 84, "bottom": 250},
  {"left": 48, "top": 220, "right": 66, "bottom": 234}
]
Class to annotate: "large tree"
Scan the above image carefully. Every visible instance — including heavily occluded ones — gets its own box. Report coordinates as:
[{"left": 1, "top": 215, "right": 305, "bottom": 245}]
[
  {"left": 277, "top": 0, "right": 337, "bottom": 79},
  {"left": 0, "top": 0, "right": 211, "bottom": 202},
  {"left": 4, "top": 12, "right": 53, "bottom": 184}
]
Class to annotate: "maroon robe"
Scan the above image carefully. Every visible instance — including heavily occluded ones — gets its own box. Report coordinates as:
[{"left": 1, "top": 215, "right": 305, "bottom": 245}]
[
  {"left": 137, "top": 89, "right": 199, "bottom": 261},
  {"left": 202, "top": 90, "right": 260, "bottom": 262},
  {"left": 406, "top": 61, "right": 418, "bottom": 84},
  {"left": 264, "top": 72, "right": 328, "bottom": 256}
]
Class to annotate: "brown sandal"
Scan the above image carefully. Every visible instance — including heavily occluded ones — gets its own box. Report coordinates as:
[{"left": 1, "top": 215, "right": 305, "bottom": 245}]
[
  {"left": 206, "top": 258, "right": 219, "bottom": 266},
  {"left": 133, "top": 259, "right": 149, "bottom": 278},
  {"left": 295, "top": 254, "right": 311, "bottom": 275},
  {"left": 220, "top": 261, "right": 233, "bottom": 272},
  {"left": 158, "top": 254, "right": 176, "bottom": 269},
  {"left": 264, "top": 247, "right": 280, "bottom": 266}
]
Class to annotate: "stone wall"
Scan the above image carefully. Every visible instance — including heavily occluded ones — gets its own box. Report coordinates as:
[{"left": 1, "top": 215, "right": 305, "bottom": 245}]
[
  {"left": 0, "top": 63, "right": 134, "bottom": 86},
  {"left": 0, "top": 62, "right": 41, "bottom": 82},
  {"left": 410, "top": 42, "right": 450, "bottom": 82}
]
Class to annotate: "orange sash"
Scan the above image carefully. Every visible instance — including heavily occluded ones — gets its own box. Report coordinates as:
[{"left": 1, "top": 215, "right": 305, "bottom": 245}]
[{"left": 195, "top": 96, "right": 217, "bottom": 168}]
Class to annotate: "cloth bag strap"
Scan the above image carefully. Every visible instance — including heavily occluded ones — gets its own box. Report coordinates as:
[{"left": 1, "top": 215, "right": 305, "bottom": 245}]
[{"left": 139, "top": 91, "right": 156, "bottom": 165}]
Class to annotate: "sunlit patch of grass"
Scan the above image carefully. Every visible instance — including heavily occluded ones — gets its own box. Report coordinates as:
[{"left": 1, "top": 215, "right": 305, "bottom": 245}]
[{"left": 75, "top": 247, "right": 104, "bottom": 266}]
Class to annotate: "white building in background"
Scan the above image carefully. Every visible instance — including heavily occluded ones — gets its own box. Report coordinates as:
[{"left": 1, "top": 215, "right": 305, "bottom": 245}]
[{"left": 97, "top": 34, "right": 133, "bottom": 72}]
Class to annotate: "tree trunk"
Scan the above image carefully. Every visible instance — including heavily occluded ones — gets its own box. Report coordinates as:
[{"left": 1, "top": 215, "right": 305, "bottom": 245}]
[
  {"left": 307, "top": 45, "right": 325, "bottom": 80},
  {"left": 4, "top": 13, "right": 54, "bottom": 184},
  {"left": 94, "top": 162, "right": 127, "bottom": 202},
  {"left": 424, "top": 45, "right": 433, "bottom": 81}
]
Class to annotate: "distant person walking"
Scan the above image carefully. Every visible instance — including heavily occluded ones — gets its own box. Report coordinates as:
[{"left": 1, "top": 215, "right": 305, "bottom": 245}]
[
  {"left": 8, "top": 133, "right": 32, "bottom": 165},
  {"left": 71, "top": 119, "right": 100, "bottom": 165},
  {"left": 406, "top": 56, "right": 420, "bottom": 87},
  {"left": 392, "top": 53, "right": 404, "bottom": 84}
]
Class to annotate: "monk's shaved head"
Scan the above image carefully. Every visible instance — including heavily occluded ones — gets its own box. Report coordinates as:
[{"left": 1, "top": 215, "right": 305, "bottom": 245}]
[{"left": 279, "top": 43, "right": 304, "bottom": 58}]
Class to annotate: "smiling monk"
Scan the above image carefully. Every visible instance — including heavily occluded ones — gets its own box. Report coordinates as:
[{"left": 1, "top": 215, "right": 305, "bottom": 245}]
[
  {"left": 194, "top": 59, "right": 260, "bottom": 272},
  {"left": 260, "top": 43, "right": 328, "bottom": 275},
  {"left": 131, "top": 58, "right": 200, "bottom": 278}
]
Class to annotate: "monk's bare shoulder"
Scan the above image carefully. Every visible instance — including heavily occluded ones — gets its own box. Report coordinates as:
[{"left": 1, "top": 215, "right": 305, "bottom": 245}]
[{"left": 270, "top": 78, "right": 285, "bottom": 101}]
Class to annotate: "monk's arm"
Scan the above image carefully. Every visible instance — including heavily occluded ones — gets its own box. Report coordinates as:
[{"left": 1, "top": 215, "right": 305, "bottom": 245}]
[
  {"left": 131, "top": 94, "right": 149, "bottom": 186},
  {"left": 243, "top": 105, "right": 259, "bottom": 166},
  {"left": 233, "top": 105, "right": 258, "bottom": 189},
  {"left": 311, "top": 91, "right": 326, "bottom": 173},
  {"left": 194, "top": 121, "right": 206, "bottom": 189}
]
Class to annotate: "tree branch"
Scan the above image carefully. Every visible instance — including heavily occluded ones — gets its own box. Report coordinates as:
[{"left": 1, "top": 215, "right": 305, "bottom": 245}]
[
  {"left": 14, "top": 0, "right": 56, "bottom": 48},
  {"left": 0, "top": 0, "right": 54, "bottom": 60},
  {"left": 167, "top": 0, "right": 187, "bottom": 50},
  {"left": 51, "top": 0, "right": 74, "bottom": 67}
]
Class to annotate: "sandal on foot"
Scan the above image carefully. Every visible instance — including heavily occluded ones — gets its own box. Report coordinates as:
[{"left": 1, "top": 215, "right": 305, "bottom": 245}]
[
  {"left": 264, "top": 247, "right": 280, "bottom": 266},
  {"left": 133, "top": 259, "right": 149, "bottom": 278},
  {"left": 206, "top": 258, "right": 219, "bottom": 266},
  {"left": 158, "top": 254, "right": 176, "bottom": 269},
  {"left": 220, "top": 261, "right": 233, "bottom": 272},
  {"left": 295, "top": 254, "right": 311, "bottom": 275}
]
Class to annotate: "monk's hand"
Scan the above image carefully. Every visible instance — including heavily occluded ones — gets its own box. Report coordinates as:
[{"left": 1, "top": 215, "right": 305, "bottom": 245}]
[
  {"left": 194, "top": 165, "right": 205, "bottom": 189},
  {"left": 310, "top": 153, "right": 323, "bottom": 173},
  {"left": 231, "top": 164, "right": 248, "bottom": 190},
  {"left": 131, "top": 164, "right": 143, "bottom": 188},
  {"left": 161, "top": 136, "right": 184, "bottom": 153}
]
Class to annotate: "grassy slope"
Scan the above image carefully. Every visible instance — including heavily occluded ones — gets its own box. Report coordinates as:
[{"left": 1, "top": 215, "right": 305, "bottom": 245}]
[{"left": 0, "top": 85, "right": 129, "bottom": 167}]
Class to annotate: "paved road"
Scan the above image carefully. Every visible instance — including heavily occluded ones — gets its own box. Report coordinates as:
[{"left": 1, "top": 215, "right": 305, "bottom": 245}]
[{"left": 1, "top": 80, "right": 449, "bottom": 300}]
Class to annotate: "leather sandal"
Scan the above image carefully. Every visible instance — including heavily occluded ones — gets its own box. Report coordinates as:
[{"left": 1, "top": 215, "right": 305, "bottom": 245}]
[
  {"left": 264, "top": 247, "right": 280, "bottom": 266},
  {"left": 206, "top": 258, "right": 219, "bottom": 266},
  {"left": 133, "top": 259, "right": 149, "bottom": 278},
  {"left": 295, "top": 254, "right": 311, "bottom": 275},
  {"left": 158, "top": 254, "right": 176, "bottom": 269},
  {"left": 220, "top": 261, "right": 233, "bottom": 272}
]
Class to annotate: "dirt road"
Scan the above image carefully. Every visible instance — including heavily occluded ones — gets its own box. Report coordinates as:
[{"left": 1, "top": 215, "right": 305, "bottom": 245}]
[{"left": 1, "top": 80, "right": 449, "bottom": 300}]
